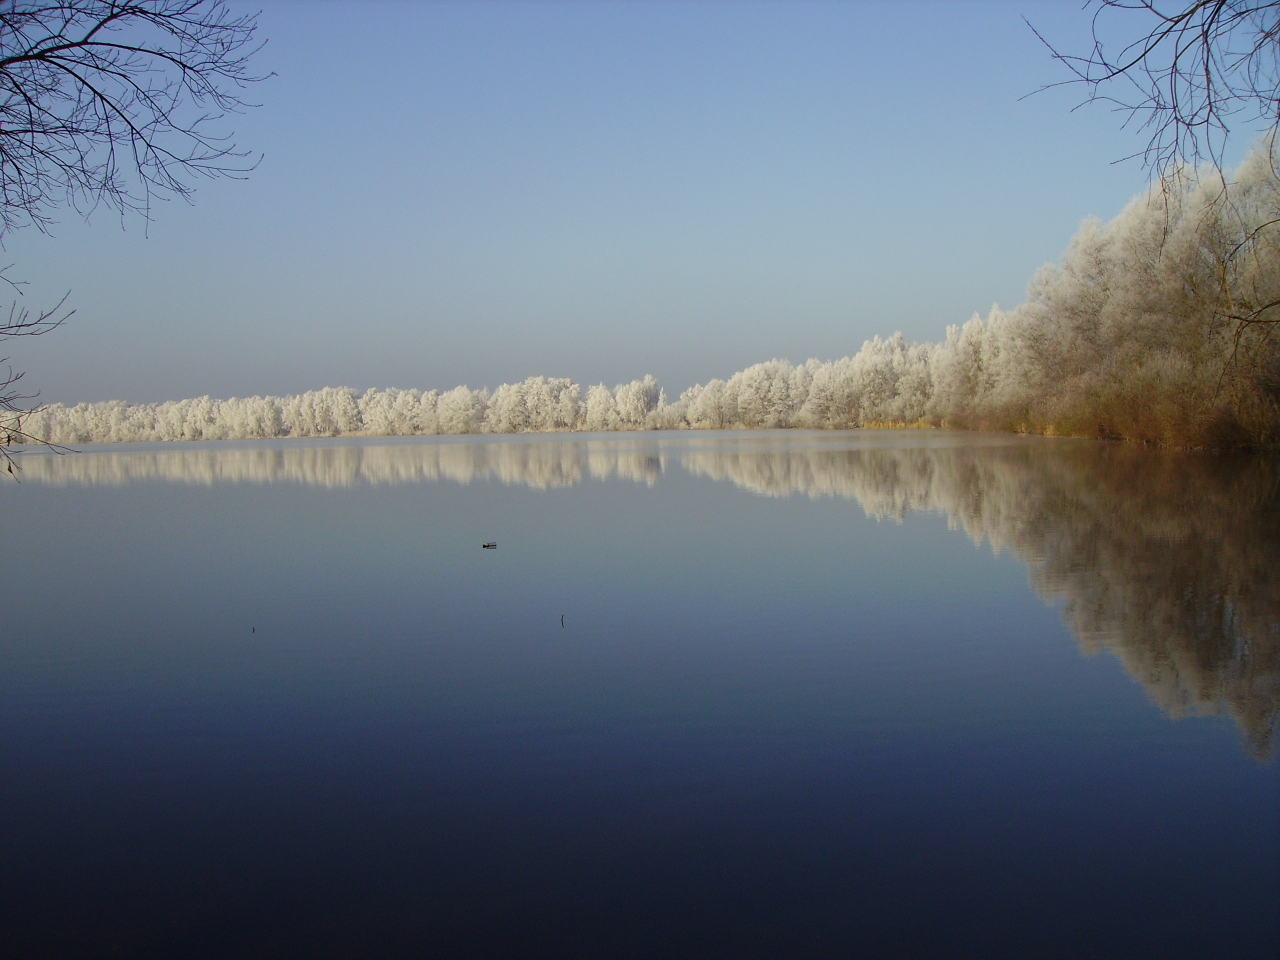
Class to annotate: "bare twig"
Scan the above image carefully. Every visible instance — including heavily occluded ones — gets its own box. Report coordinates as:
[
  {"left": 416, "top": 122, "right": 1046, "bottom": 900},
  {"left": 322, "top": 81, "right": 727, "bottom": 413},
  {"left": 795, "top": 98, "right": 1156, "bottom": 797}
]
[
  {"left": 0, "top": 2, "right": 265, "bottom": 474},
  {"left": 0, "top": 286, "right": 72, "bottom": 472},
  {"left": 1029, "top": 2, "right": 1280, "bottom": 177},
  {"left": 0, "top": 1, "right": 267, "bottom": 235}
]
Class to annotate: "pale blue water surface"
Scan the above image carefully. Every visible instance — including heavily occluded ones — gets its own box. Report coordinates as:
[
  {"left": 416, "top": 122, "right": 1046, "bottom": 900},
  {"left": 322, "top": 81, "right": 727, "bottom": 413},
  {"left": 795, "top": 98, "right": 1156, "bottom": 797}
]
[{"left": 2, "top": 431, "right": 1276, "bottom": 959}]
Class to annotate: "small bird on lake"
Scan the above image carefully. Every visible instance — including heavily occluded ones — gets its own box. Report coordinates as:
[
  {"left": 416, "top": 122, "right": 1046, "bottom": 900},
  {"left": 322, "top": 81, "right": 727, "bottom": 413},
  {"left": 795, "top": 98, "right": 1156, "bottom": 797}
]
[
  {"left": 482, "top": 542, "right": 497, "bottom": 549},
  {"left": 561, "top": 614, "right": 565, "bottom": 628}
]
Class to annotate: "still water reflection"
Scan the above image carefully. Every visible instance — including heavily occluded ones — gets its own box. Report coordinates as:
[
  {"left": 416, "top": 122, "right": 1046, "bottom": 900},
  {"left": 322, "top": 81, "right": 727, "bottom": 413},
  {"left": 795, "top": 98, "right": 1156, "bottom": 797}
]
[
  {"left": 3, "top": 431, "right": 1278, "bottom": 958},
  {"left": 19, "top": 431, "right": 1278, "bottom": 759}
]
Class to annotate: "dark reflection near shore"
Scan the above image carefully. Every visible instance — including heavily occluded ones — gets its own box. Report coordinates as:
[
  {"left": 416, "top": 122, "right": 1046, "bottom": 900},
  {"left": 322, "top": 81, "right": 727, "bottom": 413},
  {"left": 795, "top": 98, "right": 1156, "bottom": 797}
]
[
  {"left": 19, "top": 432, "right": 1280, "bottom": 758},
  {"left": 687, "top": 438, "right": 1280, "bottom": 761}
]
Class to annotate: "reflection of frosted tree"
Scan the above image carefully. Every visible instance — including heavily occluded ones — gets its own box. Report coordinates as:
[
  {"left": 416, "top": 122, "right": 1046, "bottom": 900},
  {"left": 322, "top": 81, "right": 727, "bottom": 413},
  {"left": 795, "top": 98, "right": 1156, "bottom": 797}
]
[
  {"left": 14, "top": 438, "right": 665, "bottom": 490},
  {"left": 685, "top": 439, "right": 1280, "bottom": 760},
  {"left": 20, "top": 433, "right": 1277, "bottom": 757},
  {"left": 1020, "top": 451, "right": 1280, "bottom": 760}
]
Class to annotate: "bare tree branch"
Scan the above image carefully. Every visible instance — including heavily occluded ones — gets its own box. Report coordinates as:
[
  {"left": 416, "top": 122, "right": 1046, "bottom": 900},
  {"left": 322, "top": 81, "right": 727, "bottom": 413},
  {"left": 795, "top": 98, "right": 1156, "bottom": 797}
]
[
  {"left": 0, "top": 1, "right": 265, "bottom": 473},
  {"left": 0, "top": 285, "right": 73, "bottom": 473},
  {"left": 0, "top": 1, "right": 267, "bottom": 233},
  {"left": 1031, "top": 2, "right": 1280, "bottom": 176}
]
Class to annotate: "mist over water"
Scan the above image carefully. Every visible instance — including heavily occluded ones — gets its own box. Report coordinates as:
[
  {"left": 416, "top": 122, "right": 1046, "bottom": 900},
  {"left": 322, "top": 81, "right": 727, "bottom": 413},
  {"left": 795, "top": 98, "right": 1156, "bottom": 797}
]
[{"left": 3, "top": 431, "right": 1277, "bottom": 958}]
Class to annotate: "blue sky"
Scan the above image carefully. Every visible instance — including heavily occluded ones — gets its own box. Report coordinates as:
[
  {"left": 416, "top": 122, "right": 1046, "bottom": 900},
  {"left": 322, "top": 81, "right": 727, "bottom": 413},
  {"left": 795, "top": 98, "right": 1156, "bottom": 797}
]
[{"left": 5, "top": 0, "right": 1258, "bottom": 404}]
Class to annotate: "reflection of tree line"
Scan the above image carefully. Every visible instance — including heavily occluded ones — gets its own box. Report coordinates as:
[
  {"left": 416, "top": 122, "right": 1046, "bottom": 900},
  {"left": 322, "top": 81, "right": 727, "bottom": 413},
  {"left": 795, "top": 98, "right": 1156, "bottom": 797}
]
[
  {"left": 14, "top": 440, "right": 666, "bottom": 490},
  {"left": 687, "top": 440, "right": 1280, "bottom": 760},
  {"left": 18, "top": 435, "right": 1277, "bottom": 759}
]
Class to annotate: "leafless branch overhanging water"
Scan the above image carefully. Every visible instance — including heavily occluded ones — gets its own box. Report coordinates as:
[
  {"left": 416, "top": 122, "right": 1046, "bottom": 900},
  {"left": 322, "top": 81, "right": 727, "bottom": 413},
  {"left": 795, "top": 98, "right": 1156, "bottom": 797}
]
[
  {"left": 0, "top": 1, "right": 266, "bottom": 472},
  {"left": 1029, "top": 2, "right": 1280, "bottom": 176}
]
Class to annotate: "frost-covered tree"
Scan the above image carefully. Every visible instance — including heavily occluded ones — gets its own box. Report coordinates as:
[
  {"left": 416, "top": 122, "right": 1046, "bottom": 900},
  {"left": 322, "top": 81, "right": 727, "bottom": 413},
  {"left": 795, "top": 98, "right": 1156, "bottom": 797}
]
[
  {"left": 1018, "top": 141, "right": 1276, "bottom": 444},
  {"left": 437, "top": 385, "right": 486, "bottom": 435},
  {"left": 15, "top": 145, "right": 1280, "bottom": 451},
  {"left": 584, "top": 383, "right": 620, "bottom": 432},
  {"left": 614, "top": 375, "right": 662, "bottom": 428},
  {"left": 487, "top": 377, "right": 582, "bottom": 433}
]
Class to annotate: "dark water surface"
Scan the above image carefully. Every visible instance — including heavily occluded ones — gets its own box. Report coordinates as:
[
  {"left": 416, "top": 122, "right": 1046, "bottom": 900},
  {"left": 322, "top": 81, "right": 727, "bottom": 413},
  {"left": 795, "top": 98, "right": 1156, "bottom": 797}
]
[{"left": 2, "top": 431, "right": 1277, "bottom": 959}]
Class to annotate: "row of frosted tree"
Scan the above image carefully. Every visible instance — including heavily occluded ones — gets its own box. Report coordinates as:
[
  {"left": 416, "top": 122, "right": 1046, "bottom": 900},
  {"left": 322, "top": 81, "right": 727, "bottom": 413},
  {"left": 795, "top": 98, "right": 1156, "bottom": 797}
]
[
  {"left": 18, "top": 345, "right": 937, "bottom": 446},
  {"left": 19, "top": 143, "right": 1280, "bottom": 449}
]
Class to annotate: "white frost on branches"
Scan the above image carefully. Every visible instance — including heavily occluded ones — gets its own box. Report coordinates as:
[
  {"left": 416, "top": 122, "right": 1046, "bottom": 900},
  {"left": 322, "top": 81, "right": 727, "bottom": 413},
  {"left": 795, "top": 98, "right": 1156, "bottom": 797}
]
[{"left": 17, "top": 142, "right": 1280, "bottom": 449}]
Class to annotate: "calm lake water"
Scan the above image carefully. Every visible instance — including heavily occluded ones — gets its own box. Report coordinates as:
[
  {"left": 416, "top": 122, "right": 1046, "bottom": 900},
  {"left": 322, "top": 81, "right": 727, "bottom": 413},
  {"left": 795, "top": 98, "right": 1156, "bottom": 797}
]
[{"left": 2, "top": 430, "right": 1277, "bottom": 959}]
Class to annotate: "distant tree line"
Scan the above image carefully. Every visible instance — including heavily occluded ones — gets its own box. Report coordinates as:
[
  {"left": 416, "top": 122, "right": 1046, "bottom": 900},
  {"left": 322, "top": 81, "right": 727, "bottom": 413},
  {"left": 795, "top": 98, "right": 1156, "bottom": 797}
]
[{"left": 17, "top": 142, "right": 1280, "bottom": 450}]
